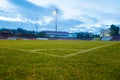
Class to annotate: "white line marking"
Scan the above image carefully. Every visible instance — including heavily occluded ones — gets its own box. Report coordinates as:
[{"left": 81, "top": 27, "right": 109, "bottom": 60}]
[
  {"left": 62, "top": 42, "right": 119, "bottom": 58},
  {"left": 0, "top": 56, "right": 4, "bottom": 58},
  {"left": 0, "top": 47, "right": 28, "bottom": 52},
  {"left": 0, "top": 47, "right": 79, "bottom": 57},
  {"left": 33, "top": 52, "right": 62, "bottom": 57},
  {"left": 0, "top": 42, "right": 119, "bottom": 58},
  {"left": 30, "top": 49, "right": 79, "bottom": 52}
]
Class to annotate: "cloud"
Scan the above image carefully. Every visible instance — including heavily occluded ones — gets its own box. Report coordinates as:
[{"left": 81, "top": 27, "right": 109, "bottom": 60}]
[
  {"left": 27, "top": 0, "right": 120, "bottom": 23},
  {"left": 0, "top": 0, "right": 14, "bottom": 11},
  {"left": 0, "top": 0, "right": 19, "bottom": 16},
  {"left": 0, "top": 16, "right": 24, "bottom": 22},
  {"left": 41, "top": 16, "right": 53, "bottom": 25},
  {"left": 0, "top": 0, "right": 120, "bottom": 33}
]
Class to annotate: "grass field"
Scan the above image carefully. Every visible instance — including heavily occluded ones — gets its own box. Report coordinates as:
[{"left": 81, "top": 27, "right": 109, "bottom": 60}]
[{"left": 0, "top": 40, "right": 120, "bottom": 80}]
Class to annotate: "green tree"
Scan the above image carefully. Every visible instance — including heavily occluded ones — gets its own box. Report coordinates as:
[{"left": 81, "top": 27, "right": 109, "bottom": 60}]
[
  {"left": 110, "top": 24, "right": 119, "bottom": 36},
  {"left": 37, "top": 31, "right": 49, "bottom": 38}
]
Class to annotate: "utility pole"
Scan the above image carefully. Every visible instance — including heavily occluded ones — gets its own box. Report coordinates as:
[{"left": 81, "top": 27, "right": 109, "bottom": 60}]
[{"left": 36, "top": 15, "right": 38, "bottom": 34}]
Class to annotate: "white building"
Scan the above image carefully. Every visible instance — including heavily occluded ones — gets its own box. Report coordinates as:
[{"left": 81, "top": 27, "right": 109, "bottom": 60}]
[
  {"left": 100, "top": 28, "right": 112, "bottom": 41},
  {"left": 100, "top": 28, "right": 110, "bottom": 37}
]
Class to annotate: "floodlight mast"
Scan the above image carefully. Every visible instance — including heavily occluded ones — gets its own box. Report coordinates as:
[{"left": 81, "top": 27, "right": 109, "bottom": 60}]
[{"left": 53, "top": 9, "right": 58, "bottom": 32}]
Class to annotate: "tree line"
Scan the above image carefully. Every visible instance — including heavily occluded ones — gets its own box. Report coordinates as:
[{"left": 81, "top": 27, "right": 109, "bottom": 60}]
[
  {"left": 110, "top": 24, "right": 120, "bottom": 36},
  {"left": 0, "top": 28, "right": 96, "bottom": 39},
  {"left": 0, "top": 24, "right": 119, "bottom": 39}
]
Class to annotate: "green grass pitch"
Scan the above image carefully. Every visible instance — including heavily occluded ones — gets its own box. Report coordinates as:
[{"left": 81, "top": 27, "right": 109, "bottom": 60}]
[{"left": 0, "top": 40, "right": 120, "bottom": 80}]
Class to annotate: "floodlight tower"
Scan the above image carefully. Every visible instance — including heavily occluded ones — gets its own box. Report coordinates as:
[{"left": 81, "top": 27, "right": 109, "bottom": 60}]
[{"left": 53, "top": 9, "right": 58, "bottom": 32}]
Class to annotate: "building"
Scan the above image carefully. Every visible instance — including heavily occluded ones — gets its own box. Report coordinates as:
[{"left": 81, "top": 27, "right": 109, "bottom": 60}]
[
  {"left": 43, "top": 31, "right": 69, "bottom": 39},
  {"left": 100, "top": 28, "right": 110, "bottom": 37},
  {"left": 100, "top": 29, "right": 112, "bottom": 41},
  {"left": 69, "top": 33, "right": 77, "bottom": 39}
]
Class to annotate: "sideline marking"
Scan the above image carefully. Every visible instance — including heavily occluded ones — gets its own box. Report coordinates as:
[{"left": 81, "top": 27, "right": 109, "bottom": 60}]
[{"left": 62, "top": 42, "right": 119, "bottom": 58}]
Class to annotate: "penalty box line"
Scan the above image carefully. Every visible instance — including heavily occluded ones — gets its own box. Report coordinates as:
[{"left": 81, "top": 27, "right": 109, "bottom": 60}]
[
  {"left": 0, "top": 47, "right": 79, "bottom": 58},
  {"left": 0, "top": 42, "right": 119, "bottom": 58},
  {"left": 62, "top": 42, "right": 119, "bottom": 58},
  {"left": 31, "top": 49, "right": 78, "bottom": 51},
  {"left": 0, "top": 47, "right": 63, "bottom": 57}
]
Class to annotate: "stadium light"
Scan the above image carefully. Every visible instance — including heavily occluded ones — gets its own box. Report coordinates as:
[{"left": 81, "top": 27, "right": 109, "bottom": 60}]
[{"left": 53, "top": 9, "right": 58, "bottom": 32}]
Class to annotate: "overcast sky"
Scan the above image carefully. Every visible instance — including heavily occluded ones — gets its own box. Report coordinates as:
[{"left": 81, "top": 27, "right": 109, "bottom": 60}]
[{"left": 0, "top": 0, "right": 120, "bottom": 33}]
